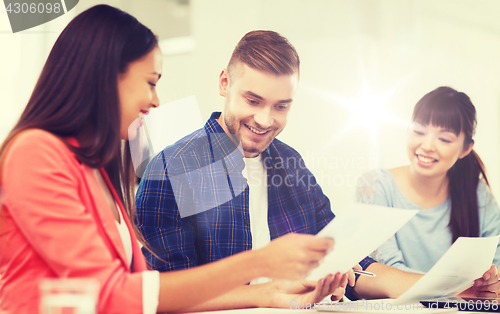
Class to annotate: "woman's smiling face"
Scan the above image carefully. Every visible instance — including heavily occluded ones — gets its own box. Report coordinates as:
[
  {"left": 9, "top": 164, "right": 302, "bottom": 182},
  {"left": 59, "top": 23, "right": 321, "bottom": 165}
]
[
  {"left": 117, "top": 46, "right": 163, "bottom": 140},
  {"left": 407, "top": 122, "right": 473, "bottom": 178}
]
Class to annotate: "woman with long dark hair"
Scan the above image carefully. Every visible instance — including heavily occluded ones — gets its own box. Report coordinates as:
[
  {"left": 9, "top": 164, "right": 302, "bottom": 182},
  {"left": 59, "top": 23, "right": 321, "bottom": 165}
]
[
  {"left": 0, "top": 5, "right": 344, "bottom": 313},
  {"left": 357, "top": 86, "right": 500, "bottom": 294}
]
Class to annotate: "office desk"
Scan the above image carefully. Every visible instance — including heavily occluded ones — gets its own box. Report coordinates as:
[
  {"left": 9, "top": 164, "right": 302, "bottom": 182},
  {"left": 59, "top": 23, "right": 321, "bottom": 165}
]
[
  {"left": 184, "top": 299, "right": 497, "bottom": 314},
  {"left": 185, "top": 308, "right": 487, "bottom": 314},
  {"left": 186, "top": 308, "right": 316, "bottom": 314}
]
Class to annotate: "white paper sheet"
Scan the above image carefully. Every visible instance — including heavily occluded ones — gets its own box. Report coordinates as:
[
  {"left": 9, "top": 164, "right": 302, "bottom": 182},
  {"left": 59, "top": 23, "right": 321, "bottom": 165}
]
[
  {"left": 395, "top": 236, "right": 500, "bottom": 303},
  {"left": 144, "top": 95, "right": 204, "bottom": 154},
  {"left": 307, "top": 203, "right": 418, "bottom": 281},
  {"left": 129, "top": 96, "right": 204, "bottom": 178}
]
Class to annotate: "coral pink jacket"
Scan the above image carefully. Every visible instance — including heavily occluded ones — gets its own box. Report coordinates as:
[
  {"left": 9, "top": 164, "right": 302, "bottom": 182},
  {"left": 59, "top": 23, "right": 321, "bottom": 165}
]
[{"left": 0, "top": 130, "right": 148, "bottom": 314}]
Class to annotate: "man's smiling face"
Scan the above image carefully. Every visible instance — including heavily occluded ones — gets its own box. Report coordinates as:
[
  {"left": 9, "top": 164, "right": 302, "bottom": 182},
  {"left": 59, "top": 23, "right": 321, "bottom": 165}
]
[{"left": 218, "top": 62, "right": 298, "bottom": 158}]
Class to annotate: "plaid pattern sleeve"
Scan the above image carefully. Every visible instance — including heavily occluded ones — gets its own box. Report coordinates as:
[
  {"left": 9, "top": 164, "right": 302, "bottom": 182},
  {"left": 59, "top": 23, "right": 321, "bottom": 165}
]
[
  {"left": 136, "top": 144, "right": 200, "bottom": 271},
  {"left": 264, "top": 140, "right": 334, "bottom": 238},
  {"left": 345, "top": 256, "right": 376, "bottom": 300},
  {"left": 136, "top": 113, "right": 250, "bottom": 270}
]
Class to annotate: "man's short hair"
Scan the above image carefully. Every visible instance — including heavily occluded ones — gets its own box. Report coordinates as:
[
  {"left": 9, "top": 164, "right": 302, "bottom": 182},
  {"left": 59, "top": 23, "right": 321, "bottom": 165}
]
[{"left": 227, "top": 30, "right": 300, "bottom": 79}]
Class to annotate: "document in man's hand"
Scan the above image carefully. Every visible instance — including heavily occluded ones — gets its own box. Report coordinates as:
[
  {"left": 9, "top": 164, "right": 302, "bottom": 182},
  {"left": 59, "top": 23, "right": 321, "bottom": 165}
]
[
  {"left": 307, "top": 203, "right": 418, "bottom": 281},
  {"left": 395, "top": 236, "right": 500, "bottom": 303}
]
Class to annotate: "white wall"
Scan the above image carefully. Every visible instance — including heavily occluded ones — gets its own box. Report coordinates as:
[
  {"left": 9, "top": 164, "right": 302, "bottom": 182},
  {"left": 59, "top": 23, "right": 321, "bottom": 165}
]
[{"left": 1, "top": 0, "right": 500, "bottom": 213}]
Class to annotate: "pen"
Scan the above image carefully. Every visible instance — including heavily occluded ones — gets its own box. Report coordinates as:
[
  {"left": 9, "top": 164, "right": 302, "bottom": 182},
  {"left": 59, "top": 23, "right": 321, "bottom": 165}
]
[{"left": 353, "top": 269, "right": 376, "bottom": 277}]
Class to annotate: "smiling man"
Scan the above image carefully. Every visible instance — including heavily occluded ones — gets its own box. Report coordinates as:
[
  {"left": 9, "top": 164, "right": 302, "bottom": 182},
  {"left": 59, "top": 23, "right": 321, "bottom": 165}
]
[
  {"left": 136, "top": 31, "right": 365, "bottom": 309},
  {"left": 135, "top": 31, "right": 498, "bottom": 311},
  {"left": 217, "top": 48, "right": 297, "bottom": 159}
]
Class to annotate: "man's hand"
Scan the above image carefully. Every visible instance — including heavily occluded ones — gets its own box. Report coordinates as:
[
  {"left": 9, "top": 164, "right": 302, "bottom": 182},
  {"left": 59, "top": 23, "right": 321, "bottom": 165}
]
[
  {"left": 460, "top": 265, "right": 500, "bottom": 299},
  {"left": 266, "top": 273, "right": 347, "bottom": 308},
  {"left": 329, "top": 264, "right": 361, "bottom": 301},
  {"left": 257, "top": 233, "right": 334, "bottom": 280}
]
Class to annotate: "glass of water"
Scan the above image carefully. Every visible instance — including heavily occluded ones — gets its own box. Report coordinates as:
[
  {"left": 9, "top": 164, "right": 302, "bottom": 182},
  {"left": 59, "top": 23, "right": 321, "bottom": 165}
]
[{"left": 39, "top": 277, "right": 100, "bottom": 314}]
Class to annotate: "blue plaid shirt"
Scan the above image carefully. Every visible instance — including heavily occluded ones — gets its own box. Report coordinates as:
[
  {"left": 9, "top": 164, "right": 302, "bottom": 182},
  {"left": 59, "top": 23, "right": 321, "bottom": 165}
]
[{"left": 136, "top": 112, "right": 374, "bottom": 296}]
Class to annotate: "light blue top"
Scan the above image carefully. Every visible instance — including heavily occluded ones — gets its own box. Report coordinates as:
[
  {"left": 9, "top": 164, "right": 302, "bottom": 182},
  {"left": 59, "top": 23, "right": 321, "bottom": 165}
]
[{"left": 356, "top": 168, "right": 500, "bottom": 274}]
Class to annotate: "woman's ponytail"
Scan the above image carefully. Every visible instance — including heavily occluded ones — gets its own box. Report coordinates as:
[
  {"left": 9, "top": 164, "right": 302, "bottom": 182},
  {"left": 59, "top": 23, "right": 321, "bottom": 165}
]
[{"left": 447, "top": 149, "right": 487, "bottom": 242}]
